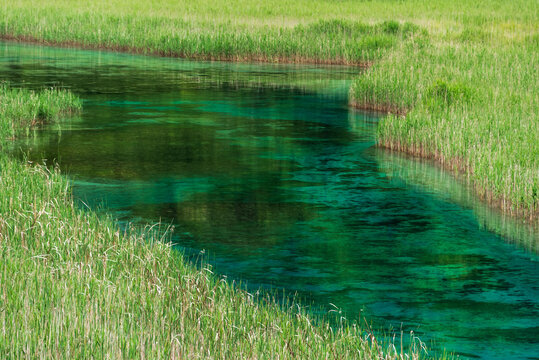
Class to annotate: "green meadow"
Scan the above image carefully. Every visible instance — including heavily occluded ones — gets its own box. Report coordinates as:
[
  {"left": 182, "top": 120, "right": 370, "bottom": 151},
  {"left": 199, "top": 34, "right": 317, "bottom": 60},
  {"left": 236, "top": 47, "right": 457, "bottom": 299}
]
[{"left": 2, "top": 0, "right": 537, "bottom": 219}]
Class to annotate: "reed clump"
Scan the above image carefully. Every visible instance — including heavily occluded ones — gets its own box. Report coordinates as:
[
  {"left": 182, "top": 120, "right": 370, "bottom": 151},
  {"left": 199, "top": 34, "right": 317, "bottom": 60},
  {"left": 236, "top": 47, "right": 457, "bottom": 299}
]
[{"left": 0, "top": 82, "right": 82, "bottom": 139}]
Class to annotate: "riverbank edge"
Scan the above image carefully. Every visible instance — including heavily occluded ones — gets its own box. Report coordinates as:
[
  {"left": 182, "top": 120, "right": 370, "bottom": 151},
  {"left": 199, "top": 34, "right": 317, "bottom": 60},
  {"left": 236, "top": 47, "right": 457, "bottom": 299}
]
[
  {"left": 0, "top": 34, "right": 372, "bottom": 67},
  {"left": 350, "top": 98, "right": 538, "bottom": 224},
  {"left": 0, "top": 86, "right": 433, "bottom": 359}
]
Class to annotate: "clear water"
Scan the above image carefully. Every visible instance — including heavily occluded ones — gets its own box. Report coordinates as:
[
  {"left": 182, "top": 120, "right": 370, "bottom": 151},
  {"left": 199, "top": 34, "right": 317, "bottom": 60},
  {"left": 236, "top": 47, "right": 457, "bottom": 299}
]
[{"left": 2, "top": 41, "right": 538, "bottom": 359}]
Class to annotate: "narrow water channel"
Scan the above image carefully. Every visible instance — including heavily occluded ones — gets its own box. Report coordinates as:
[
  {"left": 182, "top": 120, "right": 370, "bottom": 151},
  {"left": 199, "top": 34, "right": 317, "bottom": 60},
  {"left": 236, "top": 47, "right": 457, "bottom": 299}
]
[{"left": 2, "top": 41, "right": 538, "bottom": 360}]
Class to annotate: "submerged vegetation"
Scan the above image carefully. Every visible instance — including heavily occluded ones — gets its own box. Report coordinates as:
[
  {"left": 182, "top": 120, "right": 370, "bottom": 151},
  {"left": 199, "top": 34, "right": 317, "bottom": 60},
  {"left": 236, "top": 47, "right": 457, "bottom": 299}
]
[
  {"left": 1, "top": 0, "right": 537, "bottom": 220},
  {"left": 0, "top": 86, "right": 435, "bottom": 358}
]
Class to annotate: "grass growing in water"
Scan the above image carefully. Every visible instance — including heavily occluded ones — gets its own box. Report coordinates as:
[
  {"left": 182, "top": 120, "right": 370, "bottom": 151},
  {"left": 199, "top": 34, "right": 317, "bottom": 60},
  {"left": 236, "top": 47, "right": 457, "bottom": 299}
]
[
  {"left": 0, "top": 82, "right": 82, "bottom": 139},
  {"left": 0, "top": 87, "right": 437, "bottom": 357}
]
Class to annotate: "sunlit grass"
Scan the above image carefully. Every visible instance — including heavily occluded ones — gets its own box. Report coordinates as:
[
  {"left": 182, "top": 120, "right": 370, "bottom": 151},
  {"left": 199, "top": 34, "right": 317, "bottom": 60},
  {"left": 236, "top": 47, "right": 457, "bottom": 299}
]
[
  {"left": 0, "top": 10, "right": 419, "bottom": 64},
  {"left": 350, "top": 29, "right": 538, "bottom": 219}
]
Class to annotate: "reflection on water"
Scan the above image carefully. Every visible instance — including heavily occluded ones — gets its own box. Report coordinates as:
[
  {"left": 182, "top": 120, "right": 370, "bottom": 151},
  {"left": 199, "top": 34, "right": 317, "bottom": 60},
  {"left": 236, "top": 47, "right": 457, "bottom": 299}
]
[
  {"left": 377, "top": 150, "right": 539, "bottom": 253},
  {"left": 2, "top": 41, "right": 538, "bottom": 360}
]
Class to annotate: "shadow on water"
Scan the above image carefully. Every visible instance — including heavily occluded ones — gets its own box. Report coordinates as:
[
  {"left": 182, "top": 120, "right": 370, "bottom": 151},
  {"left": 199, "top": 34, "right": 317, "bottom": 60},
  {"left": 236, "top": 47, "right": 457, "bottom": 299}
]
[{"left": 2, "top": 41, "right": 538, "bottom": 360}]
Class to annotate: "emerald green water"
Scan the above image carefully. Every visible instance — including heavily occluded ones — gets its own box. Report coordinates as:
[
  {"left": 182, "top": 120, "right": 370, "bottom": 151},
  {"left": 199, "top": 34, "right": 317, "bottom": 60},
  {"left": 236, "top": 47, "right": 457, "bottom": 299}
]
[{"left": 2, "top": 41, "right": 538, "bottom": 359}]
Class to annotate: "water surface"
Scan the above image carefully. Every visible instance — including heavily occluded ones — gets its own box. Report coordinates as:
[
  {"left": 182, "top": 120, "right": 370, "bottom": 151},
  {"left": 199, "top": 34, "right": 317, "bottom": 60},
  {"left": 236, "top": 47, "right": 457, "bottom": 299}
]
[{"left": 2, "top": 41, "right": 538, "bottom": 360}]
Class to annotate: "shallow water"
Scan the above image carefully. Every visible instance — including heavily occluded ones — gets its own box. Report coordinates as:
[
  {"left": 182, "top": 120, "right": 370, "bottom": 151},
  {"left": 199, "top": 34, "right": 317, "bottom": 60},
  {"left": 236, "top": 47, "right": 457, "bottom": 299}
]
[{"left": 2, "top": 41, "right": 538, "bottom": 359}]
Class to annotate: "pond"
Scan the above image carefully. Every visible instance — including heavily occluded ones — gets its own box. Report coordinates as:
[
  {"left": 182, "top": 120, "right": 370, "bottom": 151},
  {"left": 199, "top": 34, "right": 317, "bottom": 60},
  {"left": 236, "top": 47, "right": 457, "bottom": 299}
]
[{"left": 2, "top": 41, "right": 538, "bottom": 359}]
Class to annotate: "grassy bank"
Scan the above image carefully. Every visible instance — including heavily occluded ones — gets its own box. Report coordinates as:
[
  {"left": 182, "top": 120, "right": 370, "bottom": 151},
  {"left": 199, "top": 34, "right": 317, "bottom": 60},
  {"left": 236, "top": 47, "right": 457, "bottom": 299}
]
[
  {"left": 0, "top": 1, "right": 422, "bottom": 65},
  {"left": 1, "top": 0, "right": 537, "bottom": 220},
  {"left": 350, "top": 11, "right": 538, "bottom": 220},
  {"left": 0, "top": 87, "right": 433, "bottom": 358}
]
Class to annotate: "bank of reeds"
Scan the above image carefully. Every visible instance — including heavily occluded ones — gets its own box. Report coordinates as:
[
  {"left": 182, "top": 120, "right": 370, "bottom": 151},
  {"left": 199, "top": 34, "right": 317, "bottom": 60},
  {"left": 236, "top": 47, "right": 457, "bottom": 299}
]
[
  {"left": 0, "top": 12, "right": 418, "bottom": 65},
  {"left": 350, "top": 30, "right": 539, "bottom": 220},
  {"left": 0, "top": 86, "right": 435, "bottom": 358}
]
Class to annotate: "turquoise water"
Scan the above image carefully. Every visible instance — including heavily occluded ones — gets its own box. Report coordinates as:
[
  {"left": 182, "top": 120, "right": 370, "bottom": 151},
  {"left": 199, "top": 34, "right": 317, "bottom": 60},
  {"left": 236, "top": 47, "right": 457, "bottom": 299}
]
[{"left": 2, "top": 41, "right": 538, "bottom": 359}]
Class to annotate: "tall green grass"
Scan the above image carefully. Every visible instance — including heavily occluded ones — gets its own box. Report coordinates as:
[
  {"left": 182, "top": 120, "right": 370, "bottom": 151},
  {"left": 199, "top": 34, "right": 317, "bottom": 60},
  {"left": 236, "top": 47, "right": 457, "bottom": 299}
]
[
  {"left": 350, "top": 20, "right": 538, "bottom": 220},
  {"left": 0, "top": 82, "right": 82, "bottom": 139},
  {"left": 0, "top": 12, "right": 418, "bottom": 64},
  {"left": 0, "top": 88, "right": 436, "bottom": 358}
]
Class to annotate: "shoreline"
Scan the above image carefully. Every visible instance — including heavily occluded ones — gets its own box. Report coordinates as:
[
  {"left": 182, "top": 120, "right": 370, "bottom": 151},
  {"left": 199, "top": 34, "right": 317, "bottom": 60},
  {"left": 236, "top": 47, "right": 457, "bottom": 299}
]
[
  {"left": 349, "top": 100, "right": 407, "bottom": 117},
  {"left": 374, "top": 136, "right": 539, "bottom": 225},
  {"left": 0, "top": 34, "right": 372, "bottom": 67},
  {"left": 4, "top": 34, "right": 536, "bottom": 225}
]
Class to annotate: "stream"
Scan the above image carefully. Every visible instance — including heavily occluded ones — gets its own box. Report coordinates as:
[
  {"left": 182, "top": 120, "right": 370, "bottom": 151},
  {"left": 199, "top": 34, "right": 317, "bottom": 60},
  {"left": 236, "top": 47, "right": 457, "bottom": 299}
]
[{"left": 2, "top": 41, "right": 538, "bottom": 359}]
